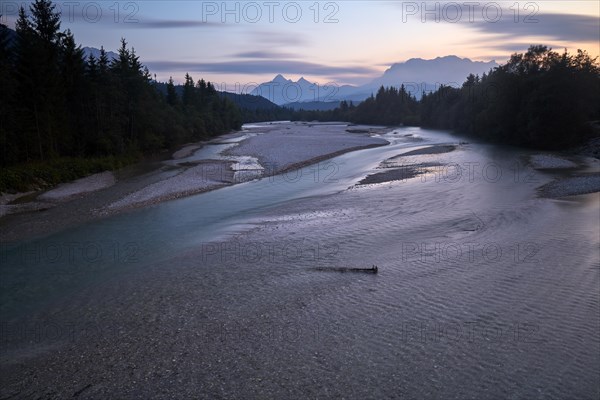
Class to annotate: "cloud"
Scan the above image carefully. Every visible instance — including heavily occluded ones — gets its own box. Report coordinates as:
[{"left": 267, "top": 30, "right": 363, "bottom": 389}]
[
  {"left": 131, "top": 19, "right": 216, "bottom": 29},
  {"left": 469, "top": 12, "right": 599, "bottom": 43},
  {"left": 485, "top": 43, "right": 542, "bottom": 52},
  {"left": 144, "top": 59, "right": 378, "bottom": 77},
  {"left": 125, "top": 19, "right": 219, "bottom": 29},
  {"left": 250, "top": 30, "right": 308, "bottom": 46},
  {"left": 394, "top": 2, "right": 598, "bottom": 43},
  {"left": 233, "top": 50, "right": 298, "bottom": 59},
  {"left": 485, "top": 42, "right": 563, "bottom": 53}
]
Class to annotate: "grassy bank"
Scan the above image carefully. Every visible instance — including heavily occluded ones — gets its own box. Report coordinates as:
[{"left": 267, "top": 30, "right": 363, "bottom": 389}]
[{"left": 0, "top": 154, "right": 140, "bottom": 193}]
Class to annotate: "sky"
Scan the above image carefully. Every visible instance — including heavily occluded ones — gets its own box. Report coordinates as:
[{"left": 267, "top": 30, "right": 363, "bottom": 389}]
[{"left": 2, "top": 1, "right": 599, "bottom": 88}]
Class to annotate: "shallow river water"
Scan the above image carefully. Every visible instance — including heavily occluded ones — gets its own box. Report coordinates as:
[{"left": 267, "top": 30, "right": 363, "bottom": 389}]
[{"left": 1, "top": 125, "right": 598, "bottom": 399}]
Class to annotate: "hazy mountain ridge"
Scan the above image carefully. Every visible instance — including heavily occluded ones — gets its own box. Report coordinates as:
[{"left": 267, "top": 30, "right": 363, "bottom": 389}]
[
  {"left": 249, "top": 74, "right": 356, "bottom": 105},
  {"left": 81, "top": 46, "right": 118, "bottom": 62},
  {"left": 373, "top": 56, "right": 498, "bottom": 87},
  {"left": 0, "top": 27, "right": 118, "bottom": 62},
  {"left": 252, "top": 56, "right": 500, "bottom": 108}
]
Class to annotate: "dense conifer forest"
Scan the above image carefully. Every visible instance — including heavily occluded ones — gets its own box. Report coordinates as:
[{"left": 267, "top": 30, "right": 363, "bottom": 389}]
[{"left": 0, "top": 1, "right": 241, "bottom": 174}]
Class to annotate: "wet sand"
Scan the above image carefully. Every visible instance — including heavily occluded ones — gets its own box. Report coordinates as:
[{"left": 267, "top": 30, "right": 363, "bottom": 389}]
[
  {"left": 393, "top": 144, "right": 457, "bottom": 157},
  {"left": 357, "top": 167, "right": 425, "bottom": 185},
  {"left": 528, "top": 151, "right": 600, "bottom": 197},
  {"left": 356, "top": 143, "right": 456, "bottom": 185},
  {"left": 0, "top": 123, "right": 389, "bottom": 242},
  {"left": 538, "top": 174, "right": 600, "bottom": 197},
  {"left": 224, "top": 122, "right": 389, "bottom": 175}
]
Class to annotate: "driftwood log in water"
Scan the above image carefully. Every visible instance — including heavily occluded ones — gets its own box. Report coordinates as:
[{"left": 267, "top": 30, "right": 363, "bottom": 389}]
[{"left": 313, "top": 265, "right": 378, "bottom": 274}]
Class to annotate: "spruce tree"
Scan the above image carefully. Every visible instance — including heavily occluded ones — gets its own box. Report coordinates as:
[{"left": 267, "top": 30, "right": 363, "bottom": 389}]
[{"left": 166, "top": 77, "right": 179, "bottom": 106}]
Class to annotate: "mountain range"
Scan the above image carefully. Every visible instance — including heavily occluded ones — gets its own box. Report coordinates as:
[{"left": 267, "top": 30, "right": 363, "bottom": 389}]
[
  {"left": 81, "top": 47, "right": 118, "bottom": 62},
  {"left": 251, "top": 56, "right": 499, "bottom": 107},
  {"left": 249, "top": 74, "right": 364, "bottom": 106}
]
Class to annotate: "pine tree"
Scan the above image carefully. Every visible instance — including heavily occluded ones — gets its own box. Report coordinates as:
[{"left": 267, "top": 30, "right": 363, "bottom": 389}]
[
  {"left": 112, "top": 37, "right": 130, "bottom": 74},
  {"left": 15, "top": 1, "right": 64, "bottom": 160},
  {"left": 30, "top": 0, "right": 60, "bottom": 44},
  {"left": 166, "top": 76, "right": 178, "bottom": 106},
  {"left": 98, "top": 46, "right": 109, "bottom": 74},
  {"left": 183, "top": 73, "right": 195, "bottom": 106},
  {"left": 0, "top": 18, "right": 16, "bottom": 164},
  {"left": 59, "top": 29, "right": 86, "bottom": 155},
  {"left": 86, "top": 54, "right": 98, "bottom": 78}
]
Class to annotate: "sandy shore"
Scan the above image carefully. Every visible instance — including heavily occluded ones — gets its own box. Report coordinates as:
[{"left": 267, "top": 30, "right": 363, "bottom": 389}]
[
  {"left": 529, "top": 154, "right": 578, "bottom": 169},
  {"left": 530, "top": 143, "right": 600, "bottom": 197},
  {"left": 0, "top": 122, "right": 389, "bottom": 242},
  {"left": 0, "top": 172, "right": 117, "bottom": 218},
  {"left": 538, "top": 174, "right": 600, "bottom": 198},
  {"left": 356, "top": 144, "right": 458, "bottom": 185},
  {"left": 392, "top": 144, "right": 457, "bottom": 157},
  {"left": 105, "top": 160, "right": 234, "bottom": 212},
  {"left": 224, "top": 122, "right": 389, "bottom": 175},
  {"left": 39, "top": 171, "right": 117, "bottom": 201}
]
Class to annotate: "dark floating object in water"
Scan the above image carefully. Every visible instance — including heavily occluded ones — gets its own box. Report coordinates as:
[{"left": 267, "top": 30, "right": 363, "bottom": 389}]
[{"left": 314, "top": 265, "right": 378, "bottom": 274}]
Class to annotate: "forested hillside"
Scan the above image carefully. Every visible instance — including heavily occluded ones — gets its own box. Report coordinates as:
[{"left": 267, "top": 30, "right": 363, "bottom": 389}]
[
  {"left": 0, "top": 0, "right": 241, "bottom": 169},
  {"left": 420, "top": 46, "right": 600, "bottom": 149}
]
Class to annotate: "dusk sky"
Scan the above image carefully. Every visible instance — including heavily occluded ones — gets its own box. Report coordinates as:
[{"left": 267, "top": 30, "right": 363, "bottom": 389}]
[{"left": 3, "top": 1, "right": 599, "bottom": 88}]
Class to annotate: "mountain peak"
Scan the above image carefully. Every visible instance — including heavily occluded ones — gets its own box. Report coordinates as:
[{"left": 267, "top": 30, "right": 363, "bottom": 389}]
[
  {"left": 436, "top": 55, "right": 462, "bottom": 60},
  {"left": 273, "top": 74, "right": 288, "bottom": 82},
  {"left": 82, "top": 46, "right": 119, "bottom": 62},
  {"left": 374, "top": 56, "right": 499, "bottom": 91}
]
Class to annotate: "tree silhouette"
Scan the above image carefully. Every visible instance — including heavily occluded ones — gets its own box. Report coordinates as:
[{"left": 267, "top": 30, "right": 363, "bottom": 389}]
[
  {"left": 420, "top": 46, "right": 600, "bottom": 149},
  {"left": 1, "top": 0, "right": 242, "bottom": 171}
]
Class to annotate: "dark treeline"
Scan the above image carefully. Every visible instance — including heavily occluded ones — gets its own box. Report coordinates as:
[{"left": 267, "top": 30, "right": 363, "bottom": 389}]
[
  {"left": 303, "top": 46, "right": 600, "bottom": 150},
  {"left": 236, "top": 105, "right": 295, "bottom": 124},
  {"left": 420, "top": 46, "right": 600, "bottom": 149},
  {"left": 0, "top": 0, "right": 241, "bottom": 168},
  {"left": 218, "top": 92, "right": 296, "bottom": 123},
  {"left": 292, "top": 85, "right": 420, "bottom": 126}
]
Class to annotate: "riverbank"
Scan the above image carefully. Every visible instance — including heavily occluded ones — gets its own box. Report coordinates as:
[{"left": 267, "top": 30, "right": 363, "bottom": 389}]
[
  {"left": 527, "top": 146, "right": 600, "bottom": 197},
  {"left": 1, "top": 124, "right": 598, "bottom": 243},
  {"left": 1, "top": 125, "right": 598, "bottom": 399},
  {"left": 0, "top": 122, "right": 389, "bottom": 242}
]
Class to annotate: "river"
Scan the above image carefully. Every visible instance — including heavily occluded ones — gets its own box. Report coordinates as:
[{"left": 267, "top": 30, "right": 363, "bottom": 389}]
[{"left": 1, "top": 125, "right": 598, "bottom": 399}]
